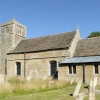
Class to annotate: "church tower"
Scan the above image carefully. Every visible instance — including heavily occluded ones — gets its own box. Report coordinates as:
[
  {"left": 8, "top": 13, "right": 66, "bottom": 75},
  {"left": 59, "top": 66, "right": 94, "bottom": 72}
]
[{"left": 0, "top": 19, "right": 26, "bottom": 75}]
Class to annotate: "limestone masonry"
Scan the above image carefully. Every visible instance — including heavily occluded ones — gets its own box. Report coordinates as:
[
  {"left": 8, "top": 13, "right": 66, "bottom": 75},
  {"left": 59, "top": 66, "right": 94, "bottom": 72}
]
[{"left": 0, "top": 19, "right": 100, "bottom": 84}]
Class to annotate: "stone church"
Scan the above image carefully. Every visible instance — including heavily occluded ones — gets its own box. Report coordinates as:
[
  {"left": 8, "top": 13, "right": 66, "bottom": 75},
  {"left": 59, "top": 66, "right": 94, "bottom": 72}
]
[{"left": 0, "top": 19, "right": 100, "bottom": 84}]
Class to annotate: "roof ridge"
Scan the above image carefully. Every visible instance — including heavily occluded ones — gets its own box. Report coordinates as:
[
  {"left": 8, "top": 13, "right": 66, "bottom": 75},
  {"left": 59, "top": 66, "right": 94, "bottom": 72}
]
[
  {"left": 80, "top": 36, "right": 100, "bottom": 41},
  {"left": 26, "top": 30, "right": 76, "bottom": 41},
  {"left": 9, "top": 30, "right": 76, "bottom": 54}
]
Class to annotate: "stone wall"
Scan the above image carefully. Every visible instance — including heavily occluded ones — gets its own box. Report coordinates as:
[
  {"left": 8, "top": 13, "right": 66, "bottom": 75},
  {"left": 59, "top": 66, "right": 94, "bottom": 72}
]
[
  {"left": 69, "top": 28, "right": 81, "bottom": 57},
  {"left": 0, "top": 19, "right": 26, "bottom": 75},
  {"left": 58, "top": 65, "right": 83, "bottom": 82},
  {"left": 7, "top": 49, "right": 70, "bottom": 79},
  {"left": 6, "top": 27, "right": 81, "bottom": 80},
  {"left": 58, "top": 64, "right": 100, "bottom": 84}
]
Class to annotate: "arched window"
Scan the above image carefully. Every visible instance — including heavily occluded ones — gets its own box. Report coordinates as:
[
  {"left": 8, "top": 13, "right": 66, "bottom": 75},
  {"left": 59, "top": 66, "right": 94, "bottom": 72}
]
[
  {"left": 6, "top": 27, "right": 9, "bottom": 33},
  {"left": 4, "top": 26, "right": 9, "bottom": 33},
  {"left": 16, "top": 62, "right": 21, "bottom": 75},
  {"left": 50, "top": 60, "right": 58, "bottom": 78},
  {"left": 20, "top": 29, "right": 21, "bottom": 34}
]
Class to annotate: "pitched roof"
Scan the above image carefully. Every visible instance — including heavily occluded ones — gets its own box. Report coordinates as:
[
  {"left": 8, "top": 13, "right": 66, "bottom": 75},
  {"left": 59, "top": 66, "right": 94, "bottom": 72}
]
[
  {"left": 9, "top": 31, "right": 76, "bottom": 54},
  {"left": 74, "top": 36, "right": 100, "bottom": 57}
]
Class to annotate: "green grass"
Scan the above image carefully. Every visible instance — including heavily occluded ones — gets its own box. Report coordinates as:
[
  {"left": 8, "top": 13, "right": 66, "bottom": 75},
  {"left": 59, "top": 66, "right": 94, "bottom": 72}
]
[
  {"left": 0, "top": 78, "right": 100, "bottom": 100},
  {"left": 0, "top": 78, "right": 76, "bottom": 99},
  {"left": 0, "top": 86, "right": 76, "bottom": 100},
  {"left": 3, "top": 83, "right": 100, "bottom": 100}
]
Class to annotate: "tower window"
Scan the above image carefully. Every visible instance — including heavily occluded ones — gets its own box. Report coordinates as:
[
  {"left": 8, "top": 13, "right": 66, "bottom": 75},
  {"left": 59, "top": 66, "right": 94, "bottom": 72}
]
[
  {"left": 20, "top": 29, "right": 22, "bottom": 34},
  {"left": 4, "top": 27, "right": 9, "bottom": 33},
  {"left": 6, "top": 27, "right": 9, "bottom": 33}
]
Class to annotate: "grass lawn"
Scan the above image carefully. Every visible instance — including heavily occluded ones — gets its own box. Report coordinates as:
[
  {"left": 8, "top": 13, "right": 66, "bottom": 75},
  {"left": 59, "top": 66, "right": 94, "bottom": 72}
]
[
  {"left": 1, "top": 85, "right": 100, "bottom": 100},
  {"left": 0, "top": 86, "right": 76, "bottom": 100},
  {"left": 0, "top": 79, "right": 100, "bottom": 100}
]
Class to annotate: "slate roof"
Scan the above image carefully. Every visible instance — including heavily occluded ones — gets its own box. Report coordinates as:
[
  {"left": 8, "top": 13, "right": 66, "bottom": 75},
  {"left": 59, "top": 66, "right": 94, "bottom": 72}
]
[
  {"left": 59, "top": 56, "right": 100, "bottom": 64},
  {"left": 9, "top": 31, "right": 76, "bottom": 54},
  {"left": 74, "top": 36, "right": 100, "bottom": 57}
]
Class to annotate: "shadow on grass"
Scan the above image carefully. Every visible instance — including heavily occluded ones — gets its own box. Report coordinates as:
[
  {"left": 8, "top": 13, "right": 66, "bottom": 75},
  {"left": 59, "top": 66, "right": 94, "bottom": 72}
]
[{"left": 69, "top": 94, "right": 73, "bottom": 96}]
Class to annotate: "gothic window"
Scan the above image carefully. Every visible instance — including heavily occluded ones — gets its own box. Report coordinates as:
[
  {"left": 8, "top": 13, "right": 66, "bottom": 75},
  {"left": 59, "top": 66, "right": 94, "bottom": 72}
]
[
  {"left": 50, "top": 61, "right": 57, "bottom": 77},
  {"left": 6, "top": 27, "right": 9, "bottom": 33},
  {"left": 4, "top": 26, "right": 9, "bottom": 33},
  {"left": 94, "top": 64, "right": 99, "bottom": 74},
  {"left": 68, "top": 65, "right": 76, "bottom": 74},
  {"left": 16, "top": 62, "right": 21, "bottom": 75},
  {"left": 20, "top": 29, "right": 22, "bottom": 34},
  {"left": 4, "top": 27, "right": 6, "bottom": 33}
]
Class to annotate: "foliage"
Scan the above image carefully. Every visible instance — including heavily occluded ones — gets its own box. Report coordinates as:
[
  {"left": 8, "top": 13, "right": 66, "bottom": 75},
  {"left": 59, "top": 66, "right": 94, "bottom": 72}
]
[{"left": 87, "top": 31, "right": 100, "bottom": 38}]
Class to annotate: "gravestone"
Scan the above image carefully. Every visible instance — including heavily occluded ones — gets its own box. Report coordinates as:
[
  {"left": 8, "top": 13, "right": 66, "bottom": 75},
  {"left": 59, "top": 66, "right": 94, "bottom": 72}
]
[
  {"left": 75, "top": 78, "right": 79, "bottom": 83},
  {"left": 0, "top": 74, "right": 4, "bottom": 84},
  {"left": 93, "top": 76, "right": 97, "bottom": 87},
  {"left": 89, "top": 79, "right": 95, "bottom": 100},
  {"left": 73, "top": 81, "right": 82, "bottom": 96},
  {"left": 70, "top": 78, "right": 74, "bottom": 84},
  {"left": 76, "top": 93, "right": 85, "bottom": 100},
  {"left": 49, "top": 80, "right": 55, "bottom": 87}
]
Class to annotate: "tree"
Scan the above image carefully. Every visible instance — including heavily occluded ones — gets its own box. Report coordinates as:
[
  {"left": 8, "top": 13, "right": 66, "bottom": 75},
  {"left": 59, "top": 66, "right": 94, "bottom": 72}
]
[{"left": 87, "top": 32, "right": 100, "bottom": 38}]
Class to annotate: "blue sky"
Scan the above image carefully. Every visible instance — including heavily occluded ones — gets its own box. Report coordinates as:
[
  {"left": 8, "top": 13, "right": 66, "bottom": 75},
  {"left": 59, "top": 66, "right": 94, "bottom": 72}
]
[{"left": 0, "top": 0, "right": 100, "bottom": 39}]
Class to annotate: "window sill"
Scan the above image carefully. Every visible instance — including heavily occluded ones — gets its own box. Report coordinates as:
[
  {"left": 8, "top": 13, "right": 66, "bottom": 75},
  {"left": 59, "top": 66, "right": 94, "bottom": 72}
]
[
  {"left": 14, "top": 75, "right": 21, "bottom": 77},
  {"left": 94, "top": 74, "right": 99, "bottom": 75},
  {"left": 68, "top": 74, "right": 76, "bottom": 75}
]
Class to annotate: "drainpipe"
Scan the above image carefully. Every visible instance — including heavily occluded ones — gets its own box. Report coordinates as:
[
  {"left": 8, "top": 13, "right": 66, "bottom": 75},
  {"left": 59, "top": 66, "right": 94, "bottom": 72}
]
[
  {"left": 24, "top": 52, "right": 26, "bottom": 81},
  {"left": 83, "top": 64, "right": 85, "bottom": 83},
  {"left": 5, "top": 58, "right": 7, "bottom": 75}
]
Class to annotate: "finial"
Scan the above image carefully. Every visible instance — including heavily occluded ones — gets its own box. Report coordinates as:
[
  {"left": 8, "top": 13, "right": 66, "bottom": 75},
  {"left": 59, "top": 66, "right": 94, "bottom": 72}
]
[{"left": 77, "top": 25, "right": 79, "bottom": 30}]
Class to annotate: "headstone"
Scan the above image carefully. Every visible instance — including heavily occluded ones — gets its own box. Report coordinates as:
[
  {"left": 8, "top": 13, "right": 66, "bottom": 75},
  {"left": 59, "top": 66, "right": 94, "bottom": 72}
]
[
  {"left": 75, "top": 78, "right": 79, "bottom": 83},
  {"left": 93, "top": 76, "right": 97, "bottom": 87},
  {"left": 76, "top": 93, "right": 85, "bottom": 100},
  {"left": 70, "top": 78, "right": 74, "bottom": 84},
  {"left": 31, "top": 69, "right": 38, "bottom": 79},
  {"left": 89, "top": 79, "right": 95, "bottom": 100},
  {"left": 42, "top": 84, "right": 46, "bottom": 89},
  {"left": 43, "top": 75, "right": 47, "bottom": 80},
  {"left": 0, "top": 74, "right": 4, "bottom": 84},
  {"left": 49, "top": 80, "right": 55, "bottom": 87},
  {"left": 73, "top": 81, "right": 82, "bottom": 96},
  {"left": 26, "top": 76, "right": 31, "bottom": 81},
  {"left": 4, "top": 82, "right": 11, "bottom": 87}
]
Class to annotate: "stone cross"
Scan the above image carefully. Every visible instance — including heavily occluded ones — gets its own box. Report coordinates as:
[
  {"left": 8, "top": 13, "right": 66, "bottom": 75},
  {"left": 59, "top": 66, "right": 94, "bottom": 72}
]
[{"left": 73, "top": 81, "right": 82, "bottom": 96}]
